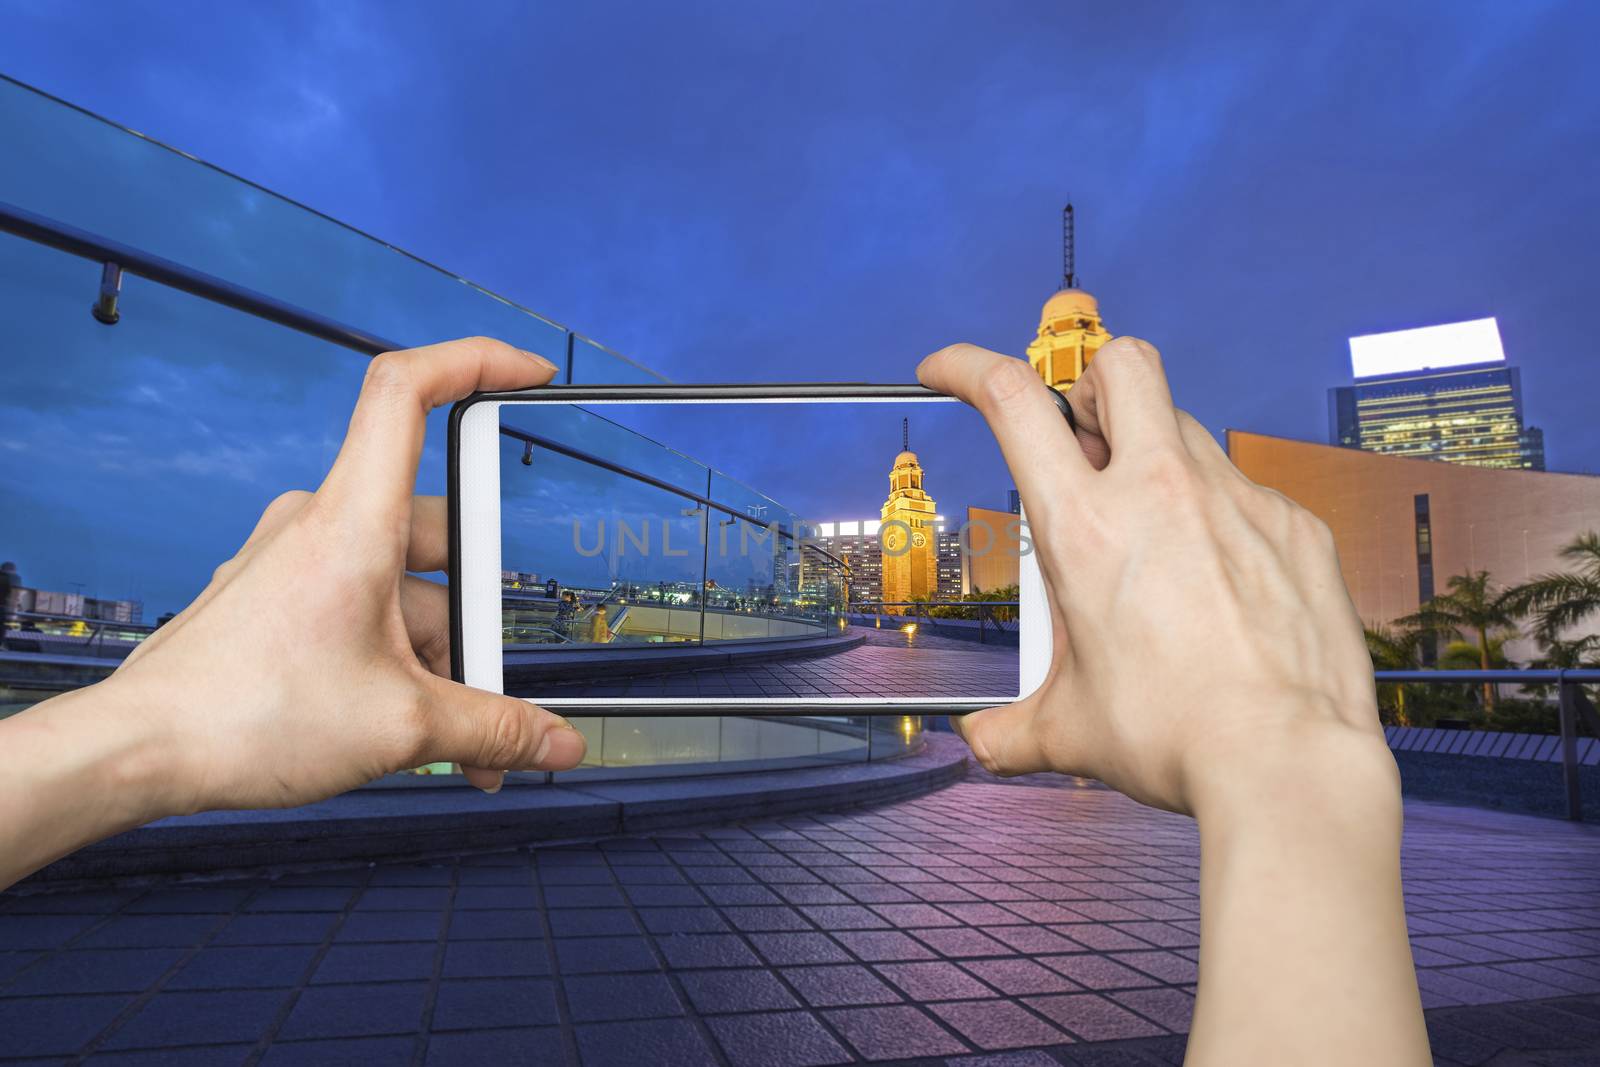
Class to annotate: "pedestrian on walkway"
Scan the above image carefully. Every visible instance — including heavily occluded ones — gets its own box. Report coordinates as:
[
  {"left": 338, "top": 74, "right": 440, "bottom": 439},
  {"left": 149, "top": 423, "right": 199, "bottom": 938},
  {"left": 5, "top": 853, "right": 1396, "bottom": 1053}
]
[
  {"left": 554, "top": 590, "right": 577, "bottom": 638},
  {"left": 588, "top": 603, "right": 612, "bottom": 644}
]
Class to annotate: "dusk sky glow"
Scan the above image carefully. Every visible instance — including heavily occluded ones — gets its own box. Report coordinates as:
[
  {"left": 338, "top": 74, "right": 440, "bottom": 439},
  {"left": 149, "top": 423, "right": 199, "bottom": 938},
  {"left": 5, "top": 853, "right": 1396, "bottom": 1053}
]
[{"left": 3, "top": 1, "right": 1598, "bottom": 613}]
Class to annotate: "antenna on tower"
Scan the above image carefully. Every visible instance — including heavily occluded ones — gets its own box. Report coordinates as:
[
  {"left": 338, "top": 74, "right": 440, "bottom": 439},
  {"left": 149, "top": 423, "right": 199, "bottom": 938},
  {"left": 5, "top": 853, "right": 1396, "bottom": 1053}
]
[
  {"left": 1062, "top": 201, "right": 1077, "bottom": 290},
  {"left": 902, "top": 417, "right": 909, "bottom": 452}
]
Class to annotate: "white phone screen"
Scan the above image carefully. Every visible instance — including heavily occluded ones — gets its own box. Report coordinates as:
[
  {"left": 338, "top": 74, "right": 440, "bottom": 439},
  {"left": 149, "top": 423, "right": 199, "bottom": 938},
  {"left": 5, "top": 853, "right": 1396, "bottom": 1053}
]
[{"left": 460, "top": 395, "right": 1033, "bottom": 709}]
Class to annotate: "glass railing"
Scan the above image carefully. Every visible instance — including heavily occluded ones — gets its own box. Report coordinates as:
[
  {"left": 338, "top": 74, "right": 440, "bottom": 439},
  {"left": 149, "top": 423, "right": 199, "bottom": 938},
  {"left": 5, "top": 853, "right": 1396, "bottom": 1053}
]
[
  {"left": 569, "top": 334, "right": 662, "bottom": 387},
  {"left": 0, "top": 228, "right": 372, "bottom": 713},
  {"left": 0, "top": 74, "right": 578, "bottom": 364},
  {"left": 500, "top": 416, "right": 850, "bottom": 650},
  {"left": 0, "top": 74, "right": 921, "bottom": 773},
  {"left": 559, "top": 714, "right": 875, "bottom": 781}
]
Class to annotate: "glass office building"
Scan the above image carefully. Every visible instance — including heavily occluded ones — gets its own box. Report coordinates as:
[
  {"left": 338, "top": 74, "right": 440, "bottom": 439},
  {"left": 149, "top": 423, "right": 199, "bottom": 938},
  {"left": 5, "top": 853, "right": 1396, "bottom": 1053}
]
[{"left": 1328, "top": 318, "right": 1545, "bottom": 471}]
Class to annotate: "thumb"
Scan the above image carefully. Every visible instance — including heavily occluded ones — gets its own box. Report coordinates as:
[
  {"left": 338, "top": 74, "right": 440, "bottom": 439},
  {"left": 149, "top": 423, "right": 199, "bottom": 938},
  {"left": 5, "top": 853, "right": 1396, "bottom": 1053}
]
[
  {"left": 416, "top": 677, "right": 587, "bottom": 779},
  {"left": 952, "top": 697, "right": 1049, "bottom": 777}
]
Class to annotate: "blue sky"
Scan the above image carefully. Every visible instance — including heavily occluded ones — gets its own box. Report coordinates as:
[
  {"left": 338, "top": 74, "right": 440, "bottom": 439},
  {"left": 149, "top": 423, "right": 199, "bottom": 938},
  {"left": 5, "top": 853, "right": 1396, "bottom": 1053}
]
[{"left": 2, "top": 0, "right": 1598, "bottom": 613}]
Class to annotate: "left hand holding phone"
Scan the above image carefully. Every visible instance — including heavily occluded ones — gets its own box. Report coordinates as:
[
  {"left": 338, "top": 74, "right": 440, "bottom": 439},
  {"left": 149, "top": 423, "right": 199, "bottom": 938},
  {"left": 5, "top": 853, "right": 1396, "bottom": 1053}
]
[{"left": 0, "top": 337, "right": 587, "bottom": 889}]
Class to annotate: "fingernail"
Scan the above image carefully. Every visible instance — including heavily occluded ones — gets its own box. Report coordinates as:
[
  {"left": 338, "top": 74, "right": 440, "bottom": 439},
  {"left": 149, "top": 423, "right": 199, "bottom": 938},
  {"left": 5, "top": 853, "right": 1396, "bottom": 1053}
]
[
  {"left": 480, "top": 771, "right": 505, "bottom": 795},
  {"left": 521, "top": 349, "right": 558, "bottom": 373}
]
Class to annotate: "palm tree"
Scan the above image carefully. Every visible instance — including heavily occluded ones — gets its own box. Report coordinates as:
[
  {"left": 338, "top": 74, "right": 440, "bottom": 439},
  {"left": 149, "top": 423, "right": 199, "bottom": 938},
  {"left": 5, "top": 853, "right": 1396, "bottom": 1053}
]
[
  {"left": 929, "top": 584, "right": 1019, "bottom": 622},
  {"left": 1438, "top": 636, "right": 1512, "bottom": 672},
  {"left": 1365, "top": 623, "right": 1424, "bottom": 725},
  {"left": 1504, "top": 532, "right": 1600, "bottom": 641},
  {"left": 1398, "top": 571, "right": 1521, "bottom": 714},
  {"left": 1524, "top": 633, "right": 1600, "bottom": 701},
  {"left": 1530, "top": 632, "right": 1600, "bottom": 669}
]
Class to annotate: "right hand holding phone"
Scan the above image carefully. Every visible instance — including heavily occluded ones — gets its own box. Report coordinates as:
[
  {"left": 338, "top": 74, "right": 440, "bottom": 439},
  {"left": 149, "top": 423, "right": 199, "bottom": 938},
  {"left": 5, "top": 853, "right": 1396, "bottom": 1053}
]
[{"left": 918, "top": 338, "right": 1393, "bottom": 818}]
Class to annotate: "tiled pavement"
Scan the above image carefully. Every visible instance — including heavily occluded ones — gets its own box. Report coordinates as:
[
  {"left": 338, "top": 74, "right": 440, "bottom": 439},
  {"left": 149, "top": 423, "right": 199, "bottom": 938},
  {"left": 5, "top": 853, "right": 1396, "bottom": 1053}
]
[
  {"left": 3, "top": 773, "right": 1600, "bottom": 1064},
  {"left": 537, "top": 627, "right": 1019, "bottom": 700}
]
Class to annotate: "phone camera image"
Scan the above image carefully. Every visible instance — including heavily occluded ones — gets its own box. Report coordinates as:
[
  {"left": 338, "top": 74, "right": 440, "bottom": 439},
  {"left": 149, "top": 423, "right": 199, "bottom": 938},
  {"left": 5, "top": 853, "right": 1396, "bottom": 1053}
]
[{"left": 490, "top": 397, "right": 1024, "bottom": 706}]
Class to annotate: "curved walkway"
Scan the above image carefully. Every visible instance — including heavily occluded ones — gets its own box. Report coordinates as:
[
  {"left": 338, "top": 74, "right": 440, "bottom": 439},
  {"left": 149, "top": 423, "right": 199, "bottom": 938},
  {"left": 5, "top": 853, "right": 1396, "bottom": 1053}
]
[
  {"left": 505, "top": 633, "right": 866, "bottom": 691},
  {"left": 23, "top": 735, "right": 969, "bottom": 884},
  {"left": 536, "top": 627, "right": 1018, "bottom": 700},
  {"left": 3, "top": 737, "right": 1599, "bottom": 1064}
]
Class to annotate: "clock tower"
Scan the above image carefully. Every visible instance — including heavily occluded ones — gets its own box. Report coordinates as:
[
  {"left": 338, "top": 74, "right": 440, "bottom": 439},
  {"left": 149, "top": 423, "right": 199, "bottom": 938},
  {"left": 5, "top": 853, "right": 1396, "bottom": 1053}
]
[
  {"left": 1026, "top": 287, "right": 1110, "bottom": 392},
  {"left": 1025, "top": 203, "right": 1111, "bottom": 393},
  {"left": 879, "top": 420, "right": 938, "bottom": 614}
]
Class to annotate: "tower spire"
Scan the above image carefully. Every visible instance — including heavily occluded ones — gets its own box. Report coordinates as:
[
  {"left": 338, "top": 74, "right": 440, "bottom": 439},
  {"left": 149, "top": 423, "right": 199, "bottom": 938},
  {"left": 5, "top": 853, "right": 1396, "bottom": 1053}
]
[
  {"left": 1062, "top": 201, "right": 1076, "bottom": 290},
  {"left": 902, "top": 417, "right": 909, "bottom": 452},
  {"left": 1028, "top": 199, "right": 1110, "bottom": 392}
]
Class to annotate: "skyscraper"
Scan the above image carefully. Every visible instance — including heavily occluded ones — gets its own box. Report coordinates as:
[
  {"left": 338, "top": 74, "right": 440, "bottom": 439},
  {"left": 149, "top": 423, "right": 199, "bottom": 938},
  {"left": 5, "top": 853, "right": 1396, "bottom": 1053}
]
[
  {"left": 807, "top": 517, "right": 961, "bottom": 608},
  {"left": 936, "top": 529, "right": 963, "bottom": 600},
  {"left": 806, "top": 521, "right": 884, "bottom": 607},
  {"left": 1327, "top": 318, "right": 1545, "bottom": 471}
]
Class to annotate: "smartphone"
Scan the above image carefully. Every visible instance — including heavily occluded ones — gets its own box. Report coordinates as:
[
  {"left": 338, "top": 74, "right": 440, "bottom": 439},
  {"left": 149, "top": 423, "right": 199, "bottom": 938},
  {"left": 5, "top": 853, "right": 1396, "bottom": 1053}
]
[{"left": 448, "top": 384, "right": 1050, "bottom": 714}]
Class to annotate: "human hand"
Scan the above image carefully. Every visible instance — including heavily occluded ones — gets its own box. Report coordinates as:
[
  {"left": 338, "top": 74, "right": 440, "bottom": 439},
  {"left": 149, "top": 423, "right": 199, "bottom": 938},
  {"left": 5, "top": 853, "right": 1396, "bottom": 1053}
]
[
  {"left": 102, "top": 337, "right": 586, "bottom": 815},
  {"left": 919, "top": 338, "right": 1387, "bottom": 816}
]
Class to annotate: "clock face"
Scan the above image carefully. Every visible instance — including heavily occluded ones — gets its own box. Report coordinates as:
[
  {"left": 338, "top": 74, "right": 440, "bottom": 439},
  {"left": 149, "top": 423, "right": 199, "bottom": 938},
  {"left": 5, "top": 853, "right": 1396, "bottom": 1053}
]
[
  {"left": 911, "top": 531, "right": 928, "bottom": 548},
  {"left": 883, "top": 529, "right": 905, "bottom": 551}
]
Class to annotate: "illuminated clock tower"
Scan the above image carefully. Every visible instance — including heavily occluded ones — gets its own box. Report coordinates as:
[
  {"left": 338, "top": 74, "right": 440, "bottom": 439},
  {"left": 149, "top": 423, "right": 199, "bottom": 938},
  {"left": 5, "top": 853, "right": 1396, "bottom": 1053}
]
[
  {"left": 1026, "top": 288, "right": 1111, "bottom": 392},
  {"left": 879, "top": 420, "right": 938, "bottom": 614},
  {"left": 1025, "top": 203, "right": 1112, "bottom": 393}
]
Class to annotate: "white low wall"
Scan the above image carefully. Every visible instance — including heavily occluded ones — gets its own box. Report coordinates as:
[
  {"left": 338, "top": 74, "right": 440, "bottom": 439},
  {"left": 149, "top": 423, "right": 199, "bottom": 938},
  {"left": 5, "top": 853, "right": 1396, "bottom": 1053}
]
[{"left": 619, "top": 604, "right": 825, "bottom": 642}]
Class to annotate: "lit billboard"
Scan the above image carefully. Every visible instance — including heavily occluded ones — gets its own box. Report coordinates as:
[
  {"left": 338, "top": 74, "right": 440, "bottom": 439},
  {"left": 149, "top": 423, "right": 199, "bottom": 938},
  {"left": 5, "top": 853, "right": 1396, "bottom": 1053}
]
[{"left": 1348, "top": 317, "right": 1505, "bottom": 379}]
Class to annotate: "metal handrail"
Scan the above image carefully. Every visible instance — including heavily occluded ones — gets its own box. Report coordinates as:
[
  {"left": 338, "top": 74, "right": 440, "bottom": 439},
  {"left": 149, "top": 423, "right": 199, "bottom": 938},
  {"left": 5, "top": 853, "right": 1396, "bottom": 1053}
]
[
  {"left": 502, "top": 626, "right": 573, "bottom": 645},
  {"left": 1368, "top": 667, "right": 1600, "bottom": 824},
  {"left": 0, "top": 199, "right": 673, "bottom": 387},
  {"left": 0, "top": 199, "right": 405, "bottom": 356},
  {"left": 844, "top": 600, "right": 1020, "bottom": 644},
  {"left": 1375, "top": 670, "right": 1600, "bottom": 683}
]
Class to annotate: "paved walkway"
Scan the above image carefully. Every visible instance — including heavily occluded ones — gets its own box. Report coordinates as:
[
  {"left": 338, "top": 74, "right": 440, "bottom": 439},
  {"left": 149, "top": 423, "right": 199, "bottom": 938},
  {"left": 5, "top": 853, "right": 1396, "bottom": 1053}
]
[
  {"left": 537, "top": 627, "right": 1018, "bottom": 699},
  {"left": 3, "top": 770, "right": 1600, "bottom": 1064}
]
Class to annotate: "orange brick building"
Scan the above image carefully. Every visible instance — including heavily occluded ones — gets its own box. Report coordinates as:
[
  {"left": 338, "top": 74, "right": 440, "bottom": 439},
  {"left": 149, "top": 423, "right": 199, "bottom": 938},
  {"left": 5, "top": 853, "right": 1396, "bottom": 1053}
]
[{"left": 1226, "top": 431, "right": 1600, "bottom": 661}]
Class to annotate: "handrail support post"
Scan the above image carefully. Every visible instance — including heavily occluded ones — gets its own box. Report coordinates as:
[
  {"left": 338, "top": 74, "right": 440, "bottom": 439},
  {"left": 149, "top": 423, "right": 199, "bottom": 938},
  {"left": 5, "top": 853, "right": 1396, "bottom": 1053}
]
[
  {"left": 1559, "top": 676, "right": 1584, "bottom": 822},
  {"left": 91, "top": 261, "right": 122, "bottom": 324}
]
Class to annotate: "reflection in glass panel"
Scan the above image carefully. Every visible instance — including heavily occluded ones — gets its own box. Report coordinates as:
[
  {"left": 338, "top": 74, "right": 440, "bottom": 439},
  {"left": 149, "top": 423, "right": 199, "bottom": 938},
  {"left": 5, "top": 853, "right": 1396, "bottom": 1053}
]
[
  {"left": 706, "top": 471, "right": 807, "bottom": 646},
  {"left": 507, "top": 402, "right": 708, "bottom": 492},
  {"left": 569, "top": 334, "right": 668, "bottom": 385},
  {"left": 870, "top": 714, "right": 927, "bottom": 761},
  {"left": 500, "top": 433, "right": 707, "bottom": 658},
  {"left": 496, "top": 406, "right": 856, "bottom": 689},
  {"left": 561, "top": 714, "right": 870, "bottom": 779}
]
